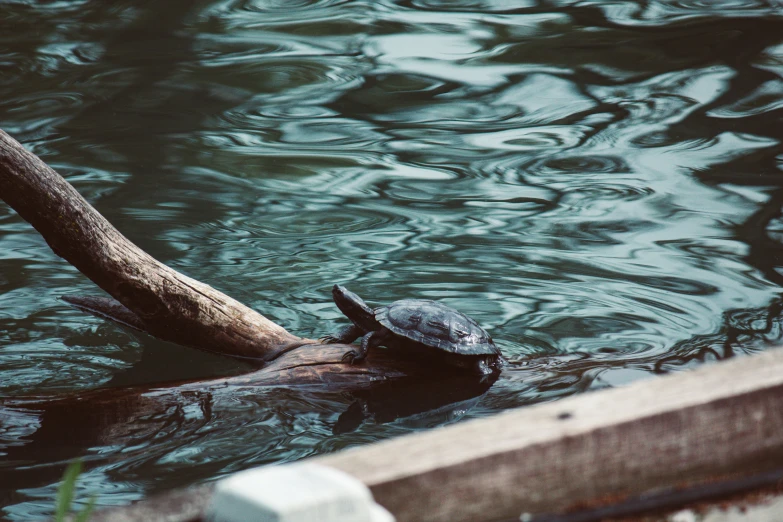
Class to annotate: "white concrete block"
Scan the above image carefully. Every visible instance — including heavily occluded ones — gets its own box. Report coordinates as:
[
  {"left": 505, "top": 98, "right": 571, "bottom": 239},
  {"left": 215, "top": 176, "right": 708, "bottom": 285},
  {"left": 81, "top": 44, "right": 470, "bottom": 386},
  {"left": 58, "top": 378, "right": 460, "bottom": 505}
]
[
  {"left": 370, "top": 503, "right": 395, "bottom": 522},
  {"left": 206, "top": 462, "right": 393, "bottom": 522}
]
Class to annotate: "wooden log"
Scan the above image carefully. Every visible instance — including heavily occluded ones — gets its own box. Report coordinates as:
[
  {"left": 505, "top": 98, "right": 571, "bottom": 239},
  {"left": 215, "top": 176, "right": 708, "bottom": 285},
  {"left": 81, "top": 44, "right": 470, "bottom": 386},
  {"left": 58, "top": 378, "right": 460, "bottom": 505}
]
[
  {"left": 0, "top": 349, "right": 458, "bottom": 501},
  {"left": 0, "top": 128, "right": 427, "bottom": 383},
  {"left": 0, "top": 129, "right": 302, "bottom": 361},
  {"left": 56, "top": 296, "right": 429, "bottom": 386}
]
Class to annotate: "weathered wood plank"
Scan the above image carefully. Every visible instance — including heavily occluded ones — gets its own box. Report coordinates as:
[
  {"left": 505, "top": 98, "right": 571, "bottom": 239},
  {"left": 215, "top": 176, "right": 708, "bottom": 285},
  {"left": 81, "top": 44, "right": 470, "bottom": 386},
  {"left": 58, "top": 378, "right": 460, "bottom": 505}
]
[
  {"left": 83, "top": 348, "right": 783, "bottom": 522},
  {"left": 698, "top": 492, "right": 783, "bottom": 522},
  {"left": 316, "top": 347, "right": 783, "bottom": 522}
]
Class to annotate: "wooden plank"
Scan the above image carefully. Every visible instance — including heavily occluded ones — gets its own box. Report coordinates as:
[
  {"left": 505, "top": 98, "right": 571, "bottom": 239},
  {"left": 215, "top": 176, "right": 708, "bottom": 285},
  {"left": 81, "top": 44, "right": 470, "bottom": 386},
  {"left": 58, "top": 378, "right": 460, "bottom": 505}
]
[
  {"left": 698, "top": 493, "right": 783, "bottom": 522},
  {"left": 316, "top": 348, "right": 783, "bottom": 522},
  {"left": 85, "top": 348, "right": 783, "bottom": 522}
]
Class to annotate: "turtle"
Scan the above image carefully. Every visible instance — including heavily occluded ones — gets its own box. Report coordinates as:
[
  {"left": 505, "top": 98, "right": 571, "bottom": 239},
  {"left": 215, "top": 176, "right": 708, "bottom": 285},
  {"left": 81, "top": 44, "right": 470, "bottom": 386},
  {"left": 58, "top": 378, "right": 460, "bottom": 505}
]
[{"left": 321, "top": 285, "right": 504, "bottom": 375}]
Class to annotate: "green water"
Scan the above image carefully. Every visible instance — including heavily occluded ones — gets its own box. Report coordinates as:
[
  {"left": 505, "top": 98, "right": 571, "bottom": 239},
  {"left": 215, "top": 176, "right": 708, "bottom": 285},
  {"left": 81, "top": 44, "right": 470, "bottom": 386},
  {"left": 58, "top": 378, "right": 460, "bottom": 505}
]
[{"left": 1, "top": 0, "right": 783, "bottom": 519}]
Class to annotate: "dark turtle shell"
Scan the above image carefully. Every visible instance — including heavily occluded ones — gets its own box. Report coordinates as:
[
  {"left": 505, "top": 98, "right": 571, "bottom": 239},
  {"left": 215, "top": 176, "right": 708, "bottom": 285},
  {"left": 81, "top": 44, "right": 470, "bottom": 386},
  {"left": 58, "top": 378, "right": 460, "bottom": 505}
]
[{"left": 374, "top": 299, "right": 499, "bottom": 356}]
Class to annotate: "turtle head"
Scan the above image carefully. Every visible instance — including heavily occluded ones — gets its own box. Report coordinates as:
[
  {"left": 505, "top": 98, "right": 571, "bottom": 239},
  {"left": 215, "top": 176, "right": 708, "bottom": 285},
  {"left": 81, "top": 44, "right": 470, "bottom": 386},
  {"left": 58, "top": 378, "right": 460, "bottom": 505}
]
[{"left": 332, "top": 285, "right": 376, "bottom": 330}]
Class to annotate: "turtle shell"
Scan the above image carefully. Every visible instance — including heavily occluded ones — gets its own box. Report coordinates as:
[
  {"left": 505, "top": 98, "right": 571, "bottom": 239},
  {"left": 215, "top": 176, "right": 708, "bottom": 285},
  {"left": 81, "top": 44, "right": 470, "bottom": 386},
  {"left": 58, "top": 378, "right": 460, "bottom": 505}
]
[{"left": 374, "top": 299, "right": 499, "bottom": 355}]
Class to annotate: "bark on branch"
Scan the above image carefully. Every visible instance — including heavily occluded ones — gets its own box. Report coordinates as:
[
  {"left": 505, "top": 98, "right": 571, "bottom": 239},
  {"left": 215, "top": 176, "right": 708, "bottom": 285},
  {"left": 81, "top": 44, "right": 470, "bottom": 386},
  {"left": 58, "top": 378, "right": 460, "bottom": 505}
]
[{"left": 0, "top": 129, "right": 422, "bottom": 386}]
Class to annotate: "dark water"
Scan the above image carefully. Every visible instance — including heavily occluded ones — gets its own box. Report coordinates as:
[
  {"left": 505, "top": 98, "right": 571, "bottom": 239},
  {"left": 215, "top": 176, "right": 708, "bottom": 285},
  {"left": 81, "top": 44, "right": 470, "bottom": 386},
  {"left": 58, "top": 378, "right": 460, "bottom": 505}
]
[{"left": 1, "top": 0, "right": 783, "bottom": 518}]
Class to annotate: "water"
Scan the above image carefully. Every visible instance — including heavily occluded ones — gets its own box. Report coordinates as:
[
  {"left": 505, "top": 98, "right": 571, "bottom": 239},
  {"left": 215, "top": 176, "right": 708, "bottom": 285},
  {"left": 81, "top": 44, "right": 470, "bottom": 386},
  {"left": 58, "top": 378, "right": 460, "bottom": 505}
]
[{"left": 1, "top": 0, "right": 782, "bottom": 518}]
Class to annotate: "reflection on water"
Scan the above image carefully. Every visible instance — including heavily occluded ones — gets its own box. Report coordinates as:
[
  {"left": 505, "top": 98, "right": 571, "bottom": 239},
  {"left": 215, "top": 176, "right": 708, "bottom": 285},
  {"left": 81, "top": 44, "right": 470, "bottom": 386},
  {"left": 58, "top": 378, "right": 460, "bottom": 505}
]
[{"left": 1, "top": 0, "right": 783, "bottom": 518}]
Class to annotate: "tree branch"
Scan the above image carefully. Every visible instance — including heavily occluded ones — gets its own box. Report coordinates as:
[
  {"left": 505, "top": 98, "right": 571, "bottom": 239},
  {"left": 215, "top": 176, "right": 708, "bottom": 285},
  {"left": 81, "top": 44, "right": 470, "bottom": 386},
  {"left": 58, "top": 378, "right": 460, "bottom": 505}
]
[{"left": 0, "top": 129, "right": 418, "bottom": 384}]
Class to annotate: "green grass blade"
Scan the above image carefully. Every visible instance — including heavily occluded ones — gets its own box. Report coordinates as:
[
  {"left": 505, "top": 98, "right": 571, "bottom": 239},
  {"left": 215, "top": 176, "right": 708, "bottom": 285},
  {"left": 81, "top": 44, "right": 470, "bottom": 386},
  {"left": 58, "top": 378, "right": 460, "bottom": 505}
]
[
  {"left": 74, "top": 495, "right": 97, "bottom": 522},
  {"left": 55, "top": 460, "right": 83, "bottom": 522}
]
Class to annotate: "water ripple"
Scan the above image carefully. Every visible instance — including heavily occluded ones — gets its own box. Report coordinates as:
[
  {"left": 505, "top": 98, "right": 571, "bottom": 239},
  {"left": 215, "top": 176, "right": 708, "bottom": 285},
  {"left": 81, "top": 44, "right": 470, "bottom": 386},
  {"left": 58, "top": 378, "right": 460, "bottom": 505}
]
[
  {"left": 2, "top": 0, "right": 783, "bottom": 517},
  {"left": 595, "top": 0, "right": 783, "bottom": 26}
]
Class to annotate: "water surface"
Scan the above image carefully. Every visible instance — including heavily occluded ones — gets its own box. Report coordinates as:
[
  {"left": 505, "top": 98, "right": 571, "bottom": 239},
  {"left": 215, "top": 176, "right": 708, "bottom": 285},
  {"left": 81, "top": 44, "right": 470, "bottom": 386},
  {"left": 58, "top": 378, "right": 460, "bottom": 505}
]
[{"left": 1, "top": 0, "right": 783, "bottom": 519}]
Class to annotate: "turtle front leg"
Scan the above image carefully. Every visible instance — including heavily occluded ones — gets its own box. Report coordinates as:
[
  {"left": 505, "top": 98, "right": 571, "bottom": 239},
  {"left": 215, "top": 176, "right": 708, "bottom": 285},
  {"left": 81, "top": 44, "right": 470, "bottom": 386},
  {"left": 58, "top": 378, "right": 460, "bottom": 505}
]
[
  {"left": 320, "top": 324, "right": 364, "bottom": 344},
  {"left": 474, "top": 358, "right": 493, "bottom": 375},
  {"left": 342, "top": 329, "right": 388, "bottom": 365}
]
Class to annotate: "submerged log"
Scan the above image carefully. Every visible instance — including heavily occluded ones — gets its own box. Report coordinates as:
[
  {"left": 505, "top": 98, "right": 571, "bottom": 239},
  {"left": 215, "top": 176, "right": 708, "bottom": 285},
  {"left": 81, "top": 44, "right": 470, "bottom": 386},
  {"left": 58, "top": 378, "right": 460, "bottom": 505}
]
[{"left": 0, "top": 129, "right": 416, "bottom": 384}]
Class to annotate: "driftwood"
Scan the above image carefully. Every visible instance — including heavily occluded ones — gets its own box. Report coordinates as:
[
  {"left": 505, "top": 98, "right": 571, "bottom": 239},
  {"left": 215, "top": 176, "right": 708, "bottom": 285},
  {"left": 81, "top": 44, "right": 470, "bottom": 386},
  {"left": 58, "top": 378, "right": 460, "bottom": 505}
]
[{"left": 0, "top": 129, "right": 428, "bottom": 386}]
